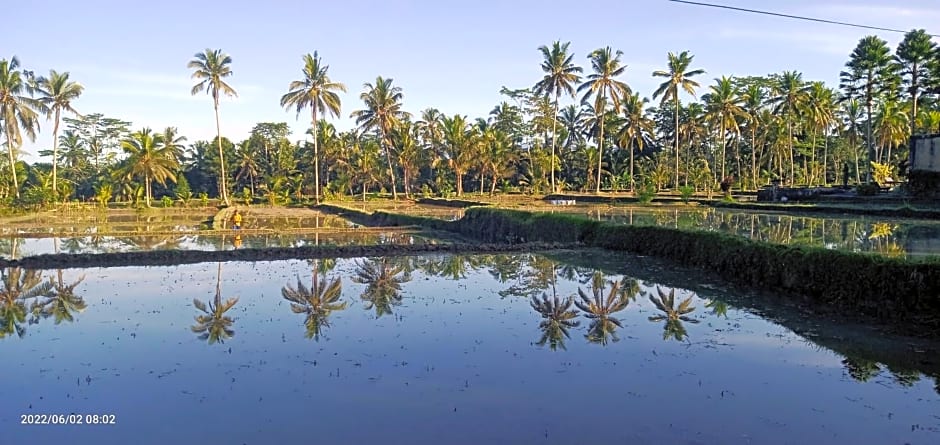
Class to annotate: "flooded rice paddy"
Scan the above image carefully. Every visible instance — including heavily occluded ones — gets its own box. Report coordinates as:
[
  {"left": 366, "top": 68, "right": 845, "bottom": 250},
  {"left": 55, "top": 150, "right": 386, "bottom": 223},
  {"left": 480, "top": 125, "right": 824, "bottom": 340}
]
[
  {"left": 2, "top": 251, "right": 938, "bottom": 444},
  {"left": 541, "top": 205, "right": 940, "bottom": 258},
  {"left": 0, "top": 208, "right": 441, "bottom": 259}
]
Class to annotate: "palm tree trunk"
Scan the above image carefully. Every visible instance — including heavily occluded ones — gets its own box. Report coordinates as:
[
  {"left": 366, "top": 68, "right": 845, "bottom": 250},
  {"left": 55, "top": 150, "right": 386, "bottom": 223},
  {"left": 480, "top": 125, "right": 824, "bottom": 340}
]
[
  {"left": 381, "top": 131, "right": 397, "bottom": 200},
  {"left": 312, "top": 105, "right": 320, "bottom": 204},
  {"left": 490, "top": 175, "right": 498, "bottom": 195},
  {"left": 551, "top": 94, "right": 559, "bottom": 193},
  {"left": 751, "top": 127, "right": 757, "bottom": 189},
  {"left": 456, "top": 171, "right": 464, "bottom": 196},
  {"left": 810, "top": 128, "right": 817, "bottom": 185},
  {"left": 403, "top": 168, "right": 411, "bottom": 199},
  {"left": 853, "top": 137, "right": 861, "bottom": 184},
  {"left": 596, "top": 110, "right": 604, "bottom": 194},
  {"left": 6, "top": 126, "right": 19, "bottom": 199},
  {"left": 911, "top": 67, "right": 919, "bottom": 135},
  {"left": 674, "top": 95, "right": 681, "bottom": 188},
  {"left": 823, "top": 129, "right": 829, "bottom": 185},
  {"left": 866, "top": 99, "right": 874, "bottom": 182},
  {"left": 52, "top": 108, "right": 61, "bottom": 203},
  {"left": 146, "top": 175, "right": 152, "bottom": 207},
  {"left": 629, "top": 141, "right": 635, "bottom": 193},
  {"left": 214, "top": 100, "right": 230, "bottom": 205},
  {"left": 215, "top": 262, "right": 223, "bottom": 307},
  {"left": 720, "top": 120, "right": 726, "bottom": 179},
  {"left": 787, "top": 115, "right": 795, "bottom": 185}
]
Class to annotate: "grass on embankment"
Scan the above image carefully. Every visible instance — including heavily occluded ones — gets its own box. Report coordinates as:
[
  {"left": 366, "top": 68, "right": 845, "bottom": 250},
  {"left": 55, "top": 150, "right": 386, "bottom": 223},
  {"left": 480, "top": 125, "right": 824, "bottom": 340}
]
[{"left": 319, "top": 204, "right": 940, "bottom": 329}]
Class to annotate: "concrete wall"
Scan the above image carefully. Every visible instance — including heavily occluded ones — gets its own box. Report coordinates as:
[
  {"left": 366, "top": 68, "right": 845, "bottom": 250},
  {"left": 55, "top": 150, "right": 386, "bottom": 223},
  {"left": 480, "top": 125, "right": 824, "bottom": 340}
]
[{"left": 911, "top": 134, "right": 940, "bottom": 172}]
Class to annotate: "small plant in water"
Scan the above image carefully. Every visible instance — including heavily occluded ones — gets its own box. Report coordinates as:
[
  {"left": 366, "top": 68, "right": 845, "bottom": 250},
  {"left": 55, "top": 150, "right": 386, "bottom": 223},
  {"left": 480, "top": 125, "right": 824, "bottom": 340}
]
[
  {"left": 636, "top": 182, "right": 656, "bottom": 204},
  {"left": 648, "top": 286, "right": 699, "bottom": 341},
  {"left": 678, "top": 185, "right": 695, "bottom": 204},
  {"left": 530, "top": 293, "right": 580, "bottom": 350}
]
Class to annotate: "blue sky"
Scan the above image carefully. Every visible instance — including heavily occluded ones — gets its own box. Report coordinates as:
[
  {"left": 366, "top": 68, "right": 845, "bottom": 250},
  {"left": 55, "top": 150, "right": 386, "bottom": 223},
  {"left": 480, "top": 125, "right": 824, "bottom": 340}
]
[{"left": 8, "top": 0, "right": 940, "bottom": 161}]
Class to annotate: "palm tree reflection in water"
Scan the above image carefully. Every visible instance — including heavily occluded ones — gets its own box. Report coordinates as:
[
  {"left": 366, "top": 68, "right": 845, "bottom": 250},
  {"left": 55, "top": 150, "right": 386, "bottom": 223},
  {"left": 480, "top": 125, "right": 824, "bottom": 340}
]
[
  {"left": 282, "top": 259, "right": 346, "bottom": 340},
  {"left": 192, "top": 263, "right": 239, "bottom": 344},
  {"left": 353, "top": 258, "right": 411, "bottom": 318},
  {"left": 647, "top": 286, "right": 699, "bottom": 342},
  {"left": 574, "top": 272, "right": 633, "bottom": 345},
  {"left": 530, "top": 293, "right": 580, "bottom": 351}
]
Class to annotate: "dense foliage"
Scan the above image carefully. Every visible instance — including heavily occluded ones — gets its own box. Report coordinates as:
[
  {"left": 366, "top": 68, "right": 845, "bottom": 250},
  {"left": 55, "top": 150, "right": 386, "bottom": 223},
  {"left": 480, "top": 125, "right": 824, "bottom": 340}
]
[{"left": 3, "top": 30, "right": 940, "bottom": 207}]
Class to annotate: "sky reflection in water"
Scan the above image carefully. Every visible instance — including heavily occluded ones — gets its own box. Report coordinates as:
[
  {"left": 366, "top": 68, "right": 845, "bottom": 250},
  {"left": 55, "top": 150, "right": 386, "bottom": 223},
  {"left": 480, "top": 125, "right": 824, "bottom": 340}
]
[{"left": 1, "top": 254, "right": 938, "bottom": 444}]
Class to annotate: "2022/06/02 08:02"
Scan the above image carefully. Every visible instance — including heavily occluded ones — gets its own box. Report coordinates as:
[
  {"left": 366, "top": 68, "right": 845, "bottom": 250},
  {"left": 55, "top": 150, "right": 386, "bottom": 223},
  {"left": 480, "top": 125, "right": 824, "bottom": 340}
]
[{"left": 20, "top": 414, "right": 117, "bottom": 425}]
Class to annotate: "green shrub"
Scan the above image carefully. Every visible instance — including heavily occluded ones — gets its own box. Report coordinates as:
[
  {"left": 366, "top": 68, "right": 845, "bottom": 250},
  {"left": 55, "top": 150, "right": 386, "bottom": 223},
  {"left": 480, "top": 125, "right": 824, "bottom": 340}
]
[
  {"left": 161, "top": 195, "right": 174, "bottom": 208},
  {"left": 905, "top": 170, "right": 940, "bottom": 197},
  {"left": 636, "top": 183, "right": 657, "bottom": 204},
  {"left": 678, "top": 185, "right": 695, "bottom": 203},
  {"left": 856, "top": 183, "right": 880, "bottom": 196}
]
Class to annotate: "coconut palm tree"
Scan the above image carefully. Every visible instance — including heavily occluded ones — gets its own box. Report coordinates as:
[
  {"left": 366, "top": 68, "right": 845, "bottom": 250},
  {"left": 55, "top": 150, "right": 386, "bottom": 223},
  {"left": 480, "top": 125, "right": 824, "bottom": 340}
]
[
  {"left": 188, "top": 48, "right": 237, "bottom": 205},
  {"left": 530, "top": 293, "right": 580, "bottom": 350},
  {"left": 441, "top": 114, "right": 476, "bottom": 196},
  {"left": 742, "top": 83, "right": 767, "bottom": 188},
  {"left": 281, "top": 270, "right": 346, "bottom": 341},
  {"left": 158, "top": 127, "right": 187, "bottom": 165},
  {"left": 648, "top": 286, "right": 699, "bottom": 342},
  {"left": 280, "top": 52, "right": 346, "bottom": 203},
  {"left": 874, "top": 98, "right": 909, "bottom": 164},
  {"left": 806, "top": 82, "right": 837, "bottom": 184},
  {"left": 234, "top": 141, "right": 260, "bottom": 197},
  {"left": 615, "top": 94, "right": 655, "bottom": 191},
  {"left": 36, "top": 70, "right": 83, "bottom": 202},
  {"left": 704, "top": 76, "right": 747, "bottom": 180},
  {"left": 392, "top": 121, "right": 422, "bottom": 197},
  {"left": 895, "top": 29, "right": 937, "bottom": 135},
  {"left": 653, "top": 51, "right": 705, "bottom": 188},
  {"left": 483, "top": 128, "right": 518, "bottom": 194},
  {"left": 768, "top": 71, "right": 810, "bottom": 185},
  {"left": 578, "top": 47, "right": 631, "bottom": 193},
  {"left": 351, "top": 77, "right": 409, "bottom": 200},
  {"left": 1, "top": 57, "right": 47, "bottom": 198},
  {"left": 840, "top": 99, "right": 865, "bottom": 183},
  {"left": 574, "top": 272, "right": 631, "bottom": 345},
  {"left": 58, "top": 129, "right": 86, "bottom": 174},
  {"left": 534, "top": 41, "right": 583, "bottom": 193},
  {"left": 840, "top": 36, "right": 898, "bottom": 182},
  {"left": 120, "top": 128, "right": 178, "bottom": 207},
  {"left": 192, "top": 263, "right": 238, "bottom": 344}
]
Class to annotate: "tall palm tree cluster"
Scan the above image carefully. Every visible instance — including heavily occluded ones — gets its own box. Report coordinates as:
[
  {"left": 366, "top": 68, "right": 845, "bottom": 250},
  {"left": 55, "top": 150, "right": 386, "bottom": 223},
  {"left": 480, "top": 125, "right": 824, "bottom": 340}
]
[{"left": 3, "top": 30, "right": 939, "bottom": 206}]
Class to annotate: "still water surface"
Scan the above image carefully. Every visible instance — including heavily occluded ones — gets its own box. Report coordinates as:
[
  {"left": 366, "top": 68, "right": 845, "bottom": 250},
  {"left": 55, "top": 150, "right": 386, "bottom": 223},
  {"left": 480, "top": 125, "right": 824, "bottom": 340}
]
[
  {"left": 1, "top": 252, "right": 938, "bottom": 444},
  {"left": 547, "top": 205, "right": 940, "bottom": 258}
]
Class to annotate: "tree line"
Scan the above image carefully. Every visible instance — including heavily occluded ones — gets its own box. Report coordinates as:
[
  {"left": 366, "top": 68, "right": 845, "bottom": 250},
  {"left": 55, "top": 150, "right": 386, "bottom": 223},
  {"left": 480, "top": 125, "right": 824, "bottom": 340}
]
[{"left": 2, "top": 30, "right": 938, "bottom": 206}]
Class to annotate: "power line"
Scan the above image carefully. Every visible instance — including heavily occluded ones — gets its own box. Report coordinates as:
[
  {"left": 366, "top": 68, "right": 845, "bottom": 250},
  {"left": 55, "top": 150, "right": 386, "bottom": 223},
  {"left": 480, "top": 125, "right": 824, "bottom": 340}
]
[{"left": 667, "top": 0, "right": 937, "bottom": 37}]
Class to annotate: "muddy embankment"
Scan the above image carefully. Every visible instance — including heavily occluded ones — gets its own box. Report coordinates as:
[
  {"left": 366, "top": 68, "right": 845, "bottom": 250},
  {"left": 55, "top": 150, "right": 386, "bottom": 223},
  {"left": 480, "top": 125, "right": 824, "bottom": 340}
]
[{"left": 318, "top": 204, "right": 940, "bottom": 335}]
